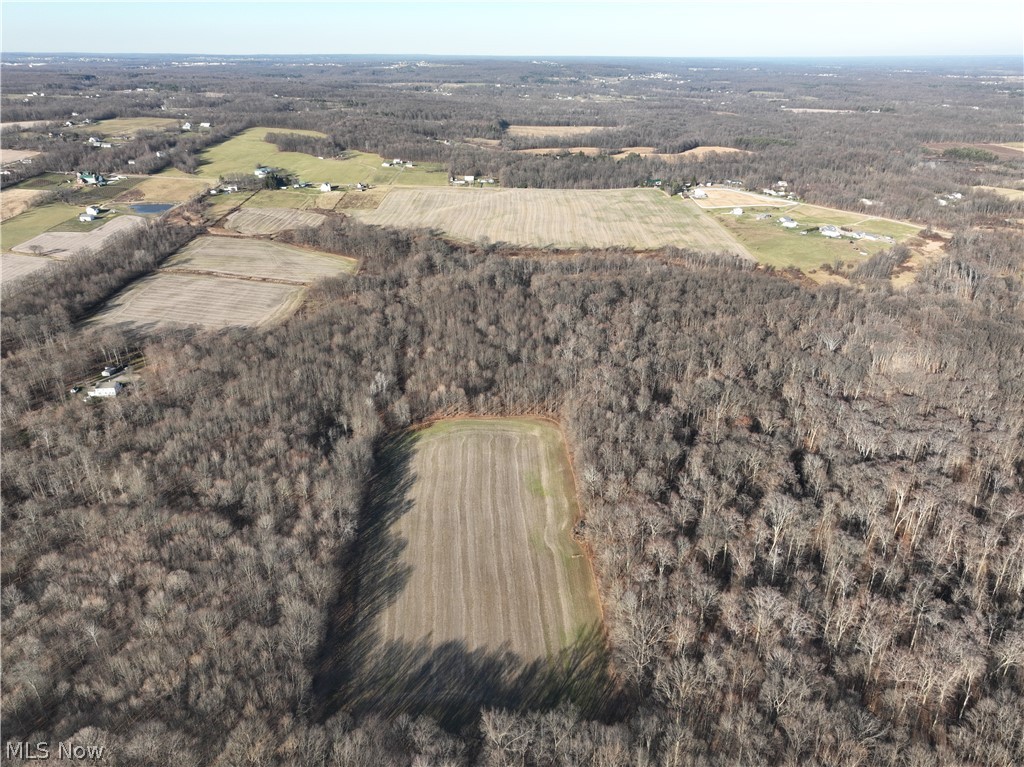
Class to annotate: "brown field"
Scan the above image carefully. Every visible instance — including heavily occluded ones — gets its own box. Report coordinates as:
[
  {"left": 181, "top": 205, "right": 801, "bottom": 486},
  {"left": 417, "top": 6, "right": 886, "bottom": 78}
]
[
  {"left": 1, "top": 253, "right": 55, "bottom": 284},
  {"left": 1, "top": 120, "right": 52, "bottom": 130},
  {"left": 974, "top": 185, "right": 1024, "bottom": 201},
  {"left": 351, "top": 187, "right": 750, "bottom": 253},
  {"left": 224, "top": 207, "right": 326, "bottom": 235},
  {"left": 312, "top": 191, "right": 346, "bottom": 210},
  {"left": 690, "top": 188, "right": 793, "bottom": 209},
  {"left": 926, "top": 142, "right": 1024, "bottom": 161},
  {"left": 1, "top": 189, "right": 49, "bottom": 221},
  {"left": 12, "top": 215, "right": 146, "bottom": 259},
  {"left": 331, "top": 189, "right": 389, "bottom": 210},
  {"left": 1, "top": 149, "right": 40, "bottom": 165},
  {"left": 507, "top": 125, "right": 609, "bottom": 138},
  {"left": 164, "top": 235, "right": 356, "bottom": 282},
  {"left": 87, "top": 272, "right": 304, "bottom": 330},
  {"left": 613, "top": 146, "right": 751, "bottom": 161},
  {"left": 343, "top": 418, "right": 606, "bottom": 720},
  {"left": 517, "top": 146, "right": 605, "bottom": 156},
  {"left": 115, "top": 175, "right": 212, "bottom": 203}
]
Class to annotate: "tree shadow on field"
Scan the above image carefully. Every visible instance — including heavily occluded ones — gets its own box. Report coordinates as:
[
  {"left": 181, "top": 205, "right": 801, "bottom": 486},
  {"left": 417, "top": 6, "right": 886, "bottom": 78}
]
[{"left": 312, "top": 432, "right": 625, "bottom": 732}]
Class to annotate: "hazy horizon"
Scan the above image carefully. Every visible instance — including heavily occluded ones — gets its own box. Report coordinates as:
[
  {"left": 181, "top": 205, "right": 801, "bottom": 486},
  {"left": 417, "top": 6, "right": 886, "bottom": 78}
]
[{"left": 2, "top": 1, "right": 1022, "bottom": 59}]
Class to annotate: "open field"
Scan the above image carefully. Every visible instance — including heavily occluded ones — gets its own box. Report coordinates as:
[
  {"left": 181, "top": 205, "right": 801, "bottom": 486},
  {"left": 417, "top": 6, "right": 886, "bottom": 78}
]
[
  {"left": 92, "top": 117, "right": 180, "bottom": 136},
  {"left": 164, "top": 235, "right": 356, "bottom": 281},
  {"left": 690, "top": 188, "right": 793, "bottom": 209},
  {"left": 925, "top": 142, "right": 1024, "bottom": 161},
  {"left": 1, "top": 253, "right": 55, "bottom": 284},
  {"left": 517, "top": 146, "right": 606, "bottom": 156},
  {"left": 507, "top": 125, "right": 609, "bottom": 138},
  {"left": 711, "top": 205, "right": 920, "bottom": 272},
  {"left": 612, "top": 146, "right": 751, "bottom": 161},
  {"left": 114, "top": 175, "right": 212, "bottom": 203},
  {"left": 1, "top": 203, "right": 82, "bottom": 251},
  {"left": 339, "top": 418, "right": 606, "bottom": 721},
  {"left": 1, "top": 119, "right": 52, "bottom": 130},
  {"left": 87, "top": 272, "right": 304, "bottom": 330},
  {"left": 352, "top": 187, "right": 751, "bottom": 253},
  {"left": 12, "top": 215, "right": 146, "bottom": 258},
  {"left": 1, "top": 188, "right": 49, "bottom": 221},
  {"left": 1, "top": 148, "right": 40, "bottom": 165},
  {"left": 223, "top": 207, "right": 326, "bottom": 235},
  {"left": 182, "top": 127, "right": 448, "bottom": 186},
  {"left": 974, "top": 185, "right": 1024, "bottom": 201}
]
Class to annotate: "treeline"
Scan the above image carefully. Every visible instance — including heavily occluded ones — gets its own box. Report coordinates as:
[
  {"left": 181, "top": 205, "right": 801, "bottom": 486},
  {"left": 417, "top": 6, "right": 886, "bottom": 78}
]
[
  {"left": 3, "top": 215, "right": 1022, "bottom": 764},
  {"left": 264, "top": 131, "right": 346, "bottom": 158}
]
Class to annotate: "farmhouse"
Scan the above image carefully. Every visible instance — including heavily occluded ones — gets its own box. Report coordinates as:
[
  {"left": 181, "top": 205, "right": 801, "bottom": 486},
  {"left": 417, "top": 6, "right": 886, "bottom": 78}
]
[
  {"left": 254, "top": 166, "right": 273, "bottom": 178},
  {"left": 319, "top": 182, "right": 332, "bottom": 192},
  {"left": 780, "top": 217, "right": 799, "bottom": 228},
  {"left": 86, "top": 206, "right": 101, "bottom": 217},
  {"left": 820, "top": 224, "right": 842, "bottom": 238},
  {"left": 731, "top": 208, "right": 743, "bottom": 215},
  {"left": 77, "top": 171, "right": 106, "bottom": 186}
]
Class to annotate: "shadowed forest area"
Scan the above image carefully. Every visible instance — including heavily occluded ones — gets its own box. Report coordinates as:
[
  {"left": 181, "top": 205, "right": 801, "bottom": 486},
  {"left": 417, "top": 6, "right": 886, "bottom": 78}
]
[{"left": 2, "top": 54, "right": 1023, "bottom": 766}]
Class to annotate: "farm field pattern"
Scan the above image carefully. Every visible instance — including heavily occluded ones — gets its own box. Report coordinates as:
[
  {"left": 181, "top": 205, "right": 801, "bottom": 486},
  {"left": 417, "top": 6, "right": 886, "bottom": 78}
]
[
  {"left": 87, "top": 272, "right": 303, "bottom": 330},
  {"left": 352, "top": 187, "right": 752, "bottom": 253},
  {"left": 164, "top": 235, "right": 356, "bottom": 281}
]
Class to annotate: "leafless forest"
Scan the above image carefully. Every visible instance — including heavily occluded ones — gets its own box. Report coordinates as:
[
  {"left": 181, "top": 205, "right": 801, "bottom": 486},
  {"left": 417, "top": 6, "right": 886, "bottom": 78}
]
[{"left": 2, "top": 54, "right": 1023, "bottom": 766}]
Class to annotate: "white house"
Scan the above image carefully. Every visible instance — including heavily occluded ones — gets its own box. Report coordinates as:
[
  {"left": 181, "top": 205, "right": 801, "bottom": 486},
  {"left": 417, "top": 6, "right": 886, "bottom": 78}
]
[
  {"left": 820, "top": 225, "right": 842, "bottom": 239},
  {"left": 780, "top": 217, "right": 799, "bottom": 228},
  {"left": 464, "top": 175, "right": 475, "bottom": 183},
  {"left": 79, "top": 213, "right": 95, "bottom": 222},
  {"left": 731, "top": 208, "right": 743, "bottom": 216},
  {"left": 254, "top": 166, "right": 273, "bottom": 178},
  {"left": 199, "top": 122, "right": 211, "bottom": 128},
  {"left": 88, "top": 381, "right": 123, "bottom": 398},
  {"left": 319, "top": 182, "right": 332, "bottom": 192},
  {"left": 181, "top": 122, "right": 192, "bottom": 131},
  {"left": 691, "top": 189, "right": 708, "bottom": 199},
  {"left": 86, "top": 206, "right": 100, "bottom": 216}
]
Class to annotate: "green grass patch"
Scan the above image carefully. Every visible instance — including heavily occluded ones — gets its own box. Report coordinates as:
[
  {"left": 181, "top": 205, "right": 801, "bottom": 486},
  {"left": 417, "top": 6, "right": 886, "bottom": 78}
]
[
  {"left": 243, "top": 189, "right": 319, "bottom": 209},
  {"left": 179, "top": 127, "right": 448, "bottom": 187},
  {"left": 1, "top": 203, "right": 82, "bottom": 250},
  {"left": 50, "top": 212, "right": 126, "bottom": 233}
]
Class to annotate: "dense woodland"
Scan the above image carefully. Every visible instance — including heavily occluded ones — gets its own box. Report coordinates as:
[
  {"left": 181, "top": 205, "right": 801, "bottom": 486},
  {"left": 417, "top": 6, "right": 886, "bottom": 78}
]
[{"left": 2, "top": 55, "right": 1024, "bottom": 765}]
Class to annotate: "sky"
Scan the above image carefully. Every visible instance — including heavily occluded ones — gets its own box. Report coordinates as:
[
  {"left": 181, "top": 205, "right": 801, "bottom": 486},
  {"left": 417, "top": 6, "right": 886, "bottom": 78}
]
[{"left": 2, "top": 0, "right": 1022, "bottom": 59}]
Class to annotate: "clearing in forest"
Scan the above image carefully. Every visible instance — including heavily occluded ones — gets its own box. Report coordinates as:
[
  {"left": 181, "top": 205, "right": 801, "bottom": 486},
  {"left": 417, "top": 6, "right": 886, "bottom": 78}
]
[
  {"left": 332, "top": 418, "right": 609, "bottom": 725},
  {"left": 611, "top": 146, "right": 752, "bottom": 161},
  {"left": 223, "top": 207, "right": 326, "bottom": 235},
  {"left": 181, "top": 127, "right": 448, "bottom": 186},
  {"left": 1, "top": 148, "right": 40, "bottom": 165},
  {"left": 351, "top": 186, "right": 752, "bottom": 254},
  {"left": 87, "top": 272, "right": 304, "bottom": 330},
  {"left": 506, "top": 125, "right": 609, "bottom": 138},
  {"left": 164, "top": 235, "right": 356, "bottom": 281}
]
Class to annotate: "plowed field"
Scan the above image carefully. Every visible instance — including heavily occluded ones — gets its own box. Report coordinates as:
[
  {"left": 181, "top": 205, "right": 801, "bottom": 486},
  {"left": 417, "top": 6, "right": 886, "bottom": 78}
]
[
  {"left": 375, "top": 418, "right": 601, "bottom": 660},
  {"left": 87, "top": 272, "right": 303, "bottom": 330},
  {"left": 224, "top": 207, "right": 326, "bottom": 234}
]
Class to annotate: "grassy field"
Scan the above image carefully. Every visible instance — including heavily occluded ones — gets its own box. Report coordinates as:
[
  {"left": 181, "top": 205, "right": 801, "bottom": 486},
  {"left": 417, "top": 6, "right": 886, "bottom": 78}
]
[
  {"left": 345, "top": 418, "right": 606, "bottom": 720},
  {"left": 974, "top": 185, "right": 1024, "bottom": 201},
  {"left": 87, "top": 272, "right": 304, "bottom": 330},
  {"left": 235, "top": 189, "right": 321, "bottom": 210},
  {"left": 92, "top": 117, "right": 180, "bottom": 136},
  {"left": 710, "top": 206, "right": 918, "bottom": 272},
  {"left": 115, "top": 175, "right": 212, "bottom": 203},
  {"left": 507, "top": 125, "right": 609, "bottom": 138},
  {"left": 1, "top": 253, "right": 55, "bottom": 284},
  {"left": 181, "top": 127, "right": 448, "bottom": 186},
  {"left": 1, "top": 203, "right": 82, "bottom": 250},
  {"left": 164, "top": 235, "right": 356, "bottom": 281},
  {"left": 352, "top": 187, "right": 751, "bottom": 253},
  {"left": 223, "top": 207, "right": 326, "bottom": 234},
  {"left": 12, "top": 215, "right": 146, "bottom": 258}
]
